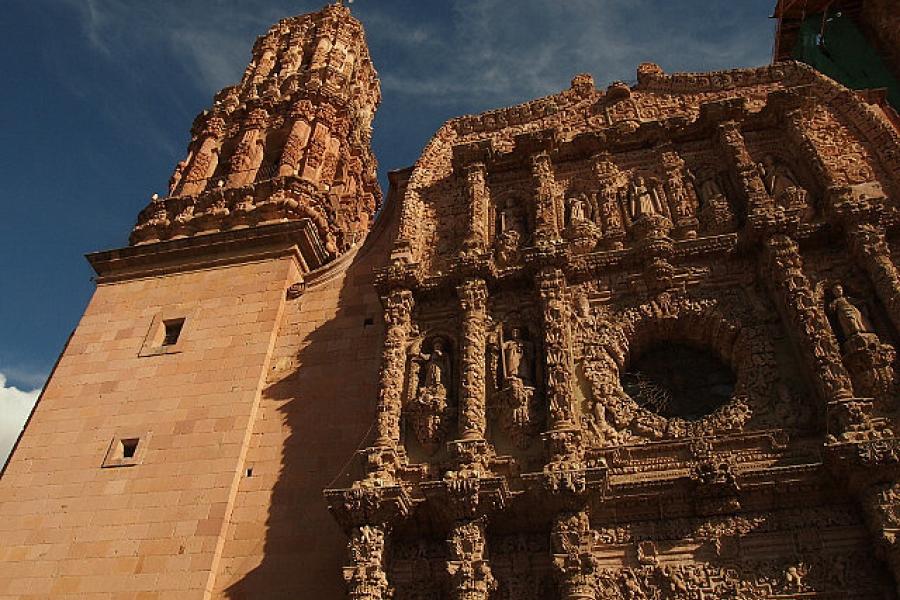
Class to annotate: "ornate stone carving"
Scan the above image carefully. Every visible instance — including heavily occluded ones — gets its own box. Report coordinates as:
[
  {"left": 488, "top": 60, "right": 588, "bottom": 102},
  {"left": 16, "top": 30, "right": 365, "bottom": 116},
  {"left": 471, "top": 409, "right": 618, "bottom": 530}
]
[
  {"left": 376, "top": 289, "right": 414, "bottom": 447},
  {"left": 457, "top": 279, "right": 489, "bottom": 442},
  {"left": 343, "top": 525, "right": 391, "bottom": 600},
  {"left": 446, "top": 519, "right": 496, "bottom": 600},
  {"left": 406, "top": 335, "right": 454, "bottom": 453}
]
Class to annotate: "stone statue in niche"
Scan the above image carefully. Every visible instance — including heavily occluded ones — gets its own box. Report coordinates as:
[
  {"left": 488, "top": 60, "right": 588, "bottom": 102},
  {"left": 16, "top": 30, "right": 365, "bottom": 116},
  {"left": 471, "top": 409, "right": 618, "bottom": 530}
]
[
  {"left": 407, "top": 336, "right": 454, "bottom": 452},
  {"left": 628, "top": 175, "right": 665, "bottom": 220},
  {"left": 690, "top": 169, "right": 735, "bottom": 234},
  {"left": 494, "top": 203, "right": 526, "bottom": 266},
  {"left": 826, "top": 283, "right": 895, "bottom": 399},
  {"left": 758, "top": 155, "right": 812, "bottom": 216},
  {"left": 564, "top": 192, "right": 601, "bottom": 252},
  {"left": 567, "top": 193, "right": 590, "bottom": 224},
  {"left": 665, "top": 173, "right": 699, "bottom": 239},
  {"left": 492, "top": 325, "right": 538, "bottom": 448}
]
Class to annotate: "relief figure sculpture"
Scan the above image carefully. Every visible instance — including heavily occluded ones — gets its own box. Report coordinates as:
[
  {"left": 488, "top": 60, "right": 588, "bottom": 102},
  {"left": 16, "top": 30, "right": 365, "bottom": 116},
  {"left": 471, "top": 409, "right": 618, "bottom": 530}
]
[
  {"left": 691, "top": 170, "right": 735, "bottom": 233},
  {"left": 407, "top": 336, "right": 453, "bottom": 452},
  {"left": 495, "top": 325, "right": 538, "bottom": 447},
  {"left": 628, "top": 175, "right": 664, "bottom": 220},
  {"left": 827, "top": 283, "right": 896, "bottom": 399},
  {"left": 495, "top": 203, "right": 526, "bottom": 266},
  {"left": 758, "top": 154, "right": 811, "bottom": 216}
]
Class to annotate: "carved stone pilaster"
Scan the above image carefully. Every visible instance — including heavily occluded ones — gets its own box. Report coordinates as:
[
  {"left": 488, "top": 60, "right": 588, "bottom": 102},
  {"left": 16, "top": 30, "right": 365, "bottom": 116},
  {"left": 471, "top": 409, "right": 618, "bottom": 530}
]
[
  {"left": 375, "top": 289, "right": 414, "bottom": 446},
  {"left": 460, "top": 163, "right": 489, "bottom": 257},
  {"left": 446, "top": 519, "right": 496, "bottom": 600},
  {"left": 228, "top": 108, "right": 269, "bottom": 187},
  {"left": 531, "top": 152, "right": 560, "bottom": 245},
  {"left": 537, "top": 268, "right": 576, "bottom": 430},
  {"left": 861, "top": 482, "right": 900, "bottom": 595},
  {"left": 179, "top": 117, "right": 226, "bottom": 196},
  {"left": 848, "top": 223, "right": 900, "bottom": 334},
  {"left": 457, "top": 278, "right": 489, "bottom": 441},
  {"left": 552, "top": 511, "right": 598, "bottom": 600},
  {"left": 278, "top": 101, "right": 314, "bottom": 177},
  {"left": 343, "top": 525, "right": 391, "bottom": 600},
  {"left": 658, "top": 144, "right": 699, "bottom": 239},
  {"left": 716, "top": 120, "right": 776, "bottom": 230},
  {"left": 762, "top": 234, "right": 854, "bottom": 404}
]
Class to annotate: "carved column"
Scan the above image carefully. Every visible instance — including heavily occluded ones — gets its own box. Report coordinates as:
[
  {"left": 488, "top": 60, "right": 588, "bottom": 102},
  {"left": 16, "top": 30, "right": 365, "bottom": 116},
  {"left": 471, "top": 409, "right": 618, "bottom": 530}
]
[
  {"left": 538, "top": 268, "right": 576, "bottom": 429},
  {"left": 457, "top": 278, "right": 489, "bottom": 441},
  {"left": 278, "top": 100, "right": 314, "bottom": 177},
  {"left": 301, "top": 103, "right": 337, "bottom": 183},
  {"left": 659, "top": 143, "right": 698, "bottom": 239},
  {"left": 537, "top": 268, "right": 583, "bottom": 469},
  {"left": 179, "top": 117, "right": 225, "bottom": 196},
  {"left": 762, "top": 234, "right": 854, "bottom": 404},
  {"left": 460, "top": 163, "right": 489, "bottom": 257},
  {"left": 446, "top": 519, "right": 495, "bottom": 600},
  {"left": 227, "top": 108, "right": 268, "bottom": 187},
  {"left": 861, "top": 482, "right": 900, "bottom": 596},
  {"left": 531, "top": 152, "right": 560, "bottom": 245},
  {"left": 375, "top": 289, "right": 414, "bottom": 447},
  {"left": 343, "top": 525, "right": 391, "bottom": 600},
  {"left": 716, "top": 120, "right": 772, "bottom": 218},
  {"left": 552, "top": 511, "right": 597, "bottom": 600},
  {"left": 847, "top": 223, "right": 900, "bottom": 334}
]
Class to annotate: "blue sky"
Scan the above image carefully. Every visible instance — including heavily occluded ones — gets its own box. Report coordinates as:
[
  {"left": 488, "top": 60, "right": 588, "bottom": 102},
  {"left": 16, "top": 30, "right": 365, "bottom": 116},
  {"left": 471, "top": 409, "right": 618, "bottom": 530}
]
[{"left": 0, "top": 0, "right": 776, "bottom": 462}]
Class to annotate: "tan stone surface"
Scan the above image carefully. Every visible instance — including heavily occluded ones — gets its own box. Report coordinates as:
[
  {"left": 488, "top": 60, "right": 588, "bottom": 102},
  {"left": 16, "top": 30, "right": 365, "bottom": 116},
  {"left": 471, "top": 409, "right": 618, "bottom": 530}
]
[
  {"left": 0, "top": 256, "right": 295, "bottom": 599},
  {"left": 6, "top": 1, "right": 900, "bottom": 599}
]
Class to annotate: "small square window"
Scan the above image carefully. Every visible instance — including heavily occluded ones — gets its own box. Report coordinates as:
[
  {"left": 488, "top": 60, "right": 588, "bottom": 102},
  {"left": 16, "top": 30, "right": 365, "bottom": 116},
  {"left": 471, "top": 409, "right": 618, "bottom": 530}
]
[
  {"left": 139, "top": 311, "right": 196, "bottom": 357},
  {"left": 162, "top": 319, "right": 185, "bottom": 346},
  {"left": 102, "top": 433, "right": 149, "bottom": 468}
]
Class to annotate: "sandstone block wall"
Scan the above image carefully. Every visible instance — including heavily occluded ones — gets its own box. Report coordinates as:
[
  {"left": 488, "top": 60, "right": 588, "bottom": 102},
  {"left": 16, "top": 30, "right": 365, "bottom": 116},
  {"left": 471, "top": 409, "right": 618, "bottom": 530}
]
[
  {"left": 0, "top": 255, "right": 298, "bottom": 599},
  {"left": 214, "top": 180, "right": 401, "bottom": 600}
]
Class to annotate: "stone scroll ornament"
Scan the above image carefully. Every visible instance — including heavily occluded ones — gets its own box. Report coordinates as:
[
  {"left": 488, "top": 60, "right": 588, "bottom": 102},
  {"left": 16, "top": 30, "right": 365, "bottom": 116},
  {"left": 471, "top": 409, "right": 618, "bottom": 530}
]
[{"left": 405, "top": 335, "right": 454, "bottom": 453}]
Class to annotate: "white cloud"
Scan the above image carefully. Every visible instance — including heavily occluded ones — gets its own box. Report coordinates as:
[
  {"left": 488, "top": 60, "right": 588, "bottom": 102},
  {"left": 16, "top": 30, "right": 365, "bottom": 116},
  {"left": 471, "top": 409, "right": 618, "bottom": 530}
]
[{"left": 0, "top": 374, "right": 41, "bottom": 470}]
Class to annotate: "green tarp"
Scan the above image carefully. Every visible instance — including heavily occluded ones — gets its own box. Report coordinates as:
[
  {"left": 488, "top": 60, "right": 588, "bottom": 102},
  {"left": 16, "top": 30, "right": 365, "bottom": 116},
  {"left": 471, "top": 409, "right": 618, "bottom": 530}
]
[{"left": 794, "top": 10, "right": 900, "bottom": 110}]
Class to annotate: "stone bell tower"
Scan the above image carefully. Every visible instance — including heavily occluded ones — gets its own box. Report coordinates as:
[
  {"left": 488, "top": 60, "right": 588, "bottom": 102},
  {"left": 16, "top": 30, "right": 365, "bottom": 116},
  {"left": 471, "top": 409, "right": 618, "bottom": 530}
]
[
  {"left": 131, "top": 1, "right": 381, "bottom": 256},
  {"left": 0, "top": 3, "right": 381, "bottom": 598}
]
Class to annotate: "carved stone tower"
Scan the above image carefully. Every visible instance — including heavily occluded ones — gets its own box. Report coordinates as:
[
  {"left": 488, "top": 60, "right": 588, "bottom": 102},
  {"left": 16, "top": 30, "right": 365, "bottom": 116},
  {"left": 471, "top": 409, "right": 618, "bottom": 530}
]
[
  {"left": 131, "top": 1, "right": 381, "bottom": 257},
  {"left": 0, "top": 3, "right": 385, "bottom": 598}
]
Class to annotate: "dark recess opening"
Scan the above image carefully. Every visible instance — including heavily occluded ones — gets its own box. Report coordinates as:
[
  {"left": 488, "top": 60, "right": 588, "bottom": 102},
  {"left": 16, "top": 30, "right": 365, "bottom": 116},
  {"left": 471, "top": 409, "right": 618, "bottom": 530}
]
[
  {"left": 621, "top": 342, "right": 736, "bottom": 420},
  {"left": 162, "top": 318, "right": 185, "bottom": 346},
  {"left": 121, "top": 439, "right": 139, "bottom": 459}
]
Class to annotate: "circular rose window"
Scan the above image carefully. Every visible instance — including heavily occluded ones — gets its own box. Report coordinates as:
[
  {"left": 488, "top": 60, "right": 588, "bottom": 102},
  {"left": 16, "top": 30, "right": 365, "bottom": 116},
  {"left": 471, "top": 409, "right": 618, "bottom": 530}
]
[{"left": 621, "top": 342, "right": 736, "bottom": 421}]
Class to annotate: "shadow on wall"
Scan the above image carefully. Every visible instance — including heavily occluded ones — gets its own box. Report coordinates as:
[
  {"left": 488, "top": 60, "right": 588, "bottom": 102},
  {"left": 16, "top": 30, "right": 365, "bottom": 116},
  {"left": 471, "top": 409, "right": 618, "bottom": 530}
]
[{"left": 224, "top": 174, "right": 405, "bottom": 599}]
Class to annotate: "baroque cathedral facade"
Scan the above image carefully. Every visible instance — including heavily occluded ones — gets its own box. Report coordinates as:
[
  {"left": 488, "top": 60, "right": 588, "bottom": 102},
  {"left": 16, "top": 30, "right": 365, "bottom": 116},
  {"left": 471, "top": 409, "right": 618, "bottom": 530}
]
[{"left": 3, "top": 1, "right": 900, "bottom": 598}]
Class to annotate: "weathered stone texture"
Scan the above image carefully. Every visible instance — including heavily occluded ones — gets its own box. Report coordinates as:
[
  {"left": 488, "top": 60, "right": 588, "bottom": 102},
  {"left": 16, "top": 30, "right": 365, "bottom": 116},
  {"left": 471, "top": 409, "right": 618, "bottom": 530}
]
[{"left": 6, "top": 2, "right": 900, "bottom": 599}]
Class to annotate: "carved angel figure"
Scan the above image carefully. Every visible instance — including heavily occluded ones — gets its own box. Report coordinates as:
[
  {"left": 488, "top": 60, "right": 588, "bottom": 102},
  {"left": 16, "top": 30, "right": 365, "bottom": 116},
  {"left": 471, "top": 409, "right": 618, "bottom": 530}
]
[
  {"left": 494, "top": 204, "right": 526, "bottom": 265},
  {"left": 492, "top": 325, "right": 539, "bottom": 447}
]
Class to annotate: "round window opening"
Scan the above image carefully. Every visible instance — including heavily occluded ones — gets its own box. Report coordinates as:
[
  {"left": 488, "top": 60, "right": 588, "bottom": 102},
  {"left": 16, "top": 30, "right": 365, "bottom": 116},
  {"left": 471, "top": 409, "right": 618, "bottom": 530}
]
[{"left": 620, "top": 342, "right": 736, "bottom": 421}]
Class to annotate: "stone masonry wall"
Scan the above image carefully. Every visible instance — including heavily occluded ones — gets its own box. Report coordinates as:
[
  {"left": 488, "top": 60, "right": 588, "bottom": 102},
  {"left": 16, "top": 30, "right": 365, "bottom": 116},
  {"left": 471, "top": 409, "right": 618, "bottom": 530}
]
[
  {"left": 213, "top": 179, "right": 402, "bottom": 599},
  {"left": 0, "top": 255, "right": 298, "bottom": 599}
]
